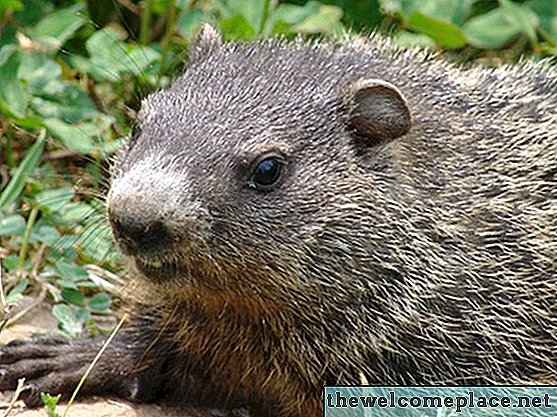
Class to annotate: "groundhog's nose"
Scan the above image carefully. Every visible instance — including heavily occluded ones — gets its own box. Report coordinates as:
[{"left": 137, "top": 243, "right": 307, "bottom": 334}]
[{"left": 108, "top": 196, "right": 172, "bottom": 256}]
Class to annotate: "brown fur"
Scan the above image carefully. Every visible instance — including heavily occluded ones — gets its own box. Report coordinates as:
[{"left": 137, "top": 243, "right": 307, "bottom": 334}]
[{"left": 1, "top": 25, "right": 556, "bottom": 417}]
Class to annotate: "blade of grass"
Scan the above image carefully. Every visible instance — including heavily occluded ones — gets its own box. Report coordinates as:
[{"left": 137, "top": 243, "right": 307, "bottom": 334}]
[
  {"left": 158, "top": 0, "right": 178, "bottom": 82},
  {"left": 17, "top": 207, "right": 39, "bottom": 272},
  {"left": 259, "top": 0, "right": 272, "bottom": 34},
  {"left": 139, "top": 0, "right": 152, "bottom": 45},
  {"left": 0, "top": 259, "right": 7, "bottom": 337},
  {"left": 0, "top": 129, "right": 46, "bottom": 211},
  {"left": 0, "top": 258, "right": 6, "bottom": 309},
  {"left": 61, "top": 313, "right": 128, "bottom": 417}
]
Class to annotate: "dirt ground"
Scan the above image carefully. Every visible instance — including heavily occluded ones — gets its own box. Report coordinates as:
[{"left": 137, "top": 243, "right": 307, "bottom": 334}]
[{"left": 0, "top": 307, "right": 222, "bottom": 417}]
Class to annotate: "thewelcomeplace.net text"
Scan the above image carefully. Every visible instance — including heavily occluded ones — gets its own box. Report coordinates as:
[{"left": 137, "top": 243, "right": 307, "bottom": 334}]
[
  {"left": 326, "top": 390, "right": 551, "bottom": 413},
  {"left": 324, "top": 387, "right": 557, "bottom": 416}
]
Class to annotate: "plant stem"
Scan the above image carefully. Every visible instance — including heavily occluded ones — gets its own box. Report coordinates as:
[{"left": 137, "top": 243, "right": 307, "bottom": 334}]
[
  {"left": 0, "top": 259, "right": 5, "bottom": 309},
  {"left": 259, "top": 0, "right": 272, "bottom": 35},
  {"left": 158, "top": 0, "right": 178, "bottom": 82},
  {"left": 139, "top": 0, "right": 152, "bottom": 45},
  {"left": 17, "top": 207, "right": 39, "bottom": 272},
  {"left": 2, "top": 377, "right": 25, "bottom": 417}
]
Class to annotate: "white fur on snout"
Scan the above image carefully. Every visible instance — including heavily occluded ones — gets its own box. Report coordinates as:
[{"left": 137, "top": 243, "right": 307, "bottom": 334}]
[
  {"left": 109, "top": 155, "right": 201, "bottom": 227},
  {"left": 111, "top": 156, "right": 181, "bottom": 199}
]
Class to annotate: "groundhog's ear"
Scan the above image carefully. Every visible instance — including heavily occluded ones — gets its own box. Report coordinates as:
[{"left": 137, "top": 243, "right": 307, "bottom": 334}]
[
  {"left": 347, "top": 79, "right": 411, "bottom": 144},
  {"left": 188, "top": 23, "right": 222, "bottom": 63}
]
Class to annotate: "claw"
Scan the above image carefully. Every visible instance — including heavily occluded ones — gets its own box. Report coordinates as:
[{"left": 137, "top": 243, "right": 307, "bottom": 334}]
[
  {"left": 20, "top": 383, "right": 41, "bottom": 407},
  {"left": 0, "top": 333, "right": 141, "bottom": 406}
]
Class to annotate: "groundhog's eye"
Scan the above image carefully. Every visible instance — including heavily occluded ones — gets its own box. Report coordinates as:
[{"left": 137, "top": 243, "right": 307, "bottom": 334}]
[{"left": 249, "top": 155, "right": 285, "bottom": 191}]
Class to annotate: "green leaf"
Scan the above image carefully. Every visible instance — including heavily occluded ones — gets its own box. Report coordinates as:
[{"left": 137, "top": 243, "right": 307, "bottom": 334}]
[
  {"left": 88, "top": 292, "right": 111, "bottom": 312},
  {"left": 42, "top": 119, "right": 97, "bottom": 154},
  {"left": 269, "top": 20, "right": 292, "bottom": 36},
  {"left": 404, "top": 0, "right": 473, "bottom": 25},
  {"left": 528, "top": 0, "right": 557, "bottom": 39},
  {"left": 27, "top": 3, "right": 86, "bottom": 51},
  {"left": 18, "top": 52, "right": 61, "bottom": 92},
  {"left": 267, "top": 3, "right": 319, "bottom": 34},
  {"left": 0, "top": 46, "right": 28, "bottom": 118},
  {"left": 125, "top": 46, "right": 162, "bottom": 77},
  {"left": 330, "top": 0, "right": 383, "bottom": 30},
  {"left": 462, "top": 7, "right": 521, "bottom": 49},
  {"left": 61, "top": 287, "right": 86, "bottom": 307},
  {"left": 60, "top": 202, "right": 95, "bottom": 223},
  {"left": 75, "top": 307, "right": 90, "bottom": 322},
  {"left": 221, "top": 0, "right": 274, "bottom": 33},
  {"left": 1, "top": 255, "right": 18, "bottom": 272},
  {"left": 6, "top": 278, "right": 29, "bottom": 304},
  {"left": 0, "top": 132, "right": 45, "bottom": 210},
  {"left": 463, "top": 1, "right": 539, "bottom": 49},
  {"left": 79, "top": 224, "right": 116, "bottom": 263},
  {"left": 293, "top": 2, "right": 343, "bottom": 34},
  {"left": 40, "top": 392, "right": 61, "bottom": 417},
  {"left": 50, "top": 236, "right": 78, "bottom": 262},
  {"left": 0, "top": 24, "right": 15, "bottom": 48},
  {"left": 407, "top": 11, "right": 467, "bottom": 49},
  {"left": 55, "top": 261, "right": 89, "bottom": 281},
  {"left": 98, "top": 135, "right": 126, "bottom": 157},
  {"left": 0, "top": 214, "right": 26, "bottom": 236},
  {"left": 17, "top": 53, "right": 100, "bottom": 123},
  {"left": 177, "top": 6, "right": 206, "bottom": 38},
  {"left": 0, "top": 0, "right": 23, "bottom": 11},
  {"left": 451, "top": 0, "right": 474, "bottom": 26},
  {"left": 394, "top": 31, "right": 437, "bottom": 48},
  {"left": 84, "top": 26, "right": 127, "bottom": 72},
  {"left": 7, "top": 114, "right": 43, "bottom": 130},
  {"left": 30, "top": 82, "right": 99, "bottom": 122},
  {"left": 56, "top": 279, "right": 78, "bottom": 290},
  {"left": 83, "top": 27, "right": 160, "bottom": 81},
  {"left": 13, "top": 0, "right": 53, "bottom": 26},
  {"left": 500, "top": 0, "right": 538, "bottom": 43},
  {"left": 35, "top": 188, "right": 74, "bottom": 213},
  {"left": 150, "top": 0, "right": 171, "bottom": 14},
  {"left": 30, "top": 223, "right": 60, "bottom": 245},
  {"left": 52, "top": 304, "right": 82, "bottom": 337},
  {"left": 219, "top": 14, "right": 257, "bottom": 40}
]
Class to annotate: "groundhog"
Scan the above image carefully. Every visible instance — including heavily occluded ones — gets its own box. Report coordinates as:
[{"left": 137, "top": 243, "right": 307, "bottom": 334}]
[{"left": 1, "top": 23, "right": 557, "bottom": 417}]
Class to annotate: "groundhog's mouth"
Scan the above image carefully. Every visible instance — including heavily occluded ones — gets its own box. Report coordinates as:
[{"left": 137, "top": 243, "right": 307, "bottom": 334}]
[{"left": 134, "top": 257, "right": 182, "bottom": 281}]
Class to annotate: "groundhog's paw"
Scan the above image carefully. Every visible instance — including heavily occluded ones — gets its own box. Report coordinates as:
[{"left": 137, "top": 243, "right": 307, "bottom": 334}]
[
  {"left": 1, "top": 369, "right": 90, "bottom": 407},
  {"left": 0, "top": 335, "right": 69, "bottom": 363},
  {"left": 0, "top": 335, "right": 109, "bottom": 406}
]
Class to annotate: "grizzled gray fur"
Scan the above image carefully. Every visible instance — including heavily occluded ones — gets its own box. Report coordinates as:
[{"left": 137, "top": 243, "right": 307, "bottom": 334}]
[{"left": 1, "top": 24, "right": 556, "bottom": 417}]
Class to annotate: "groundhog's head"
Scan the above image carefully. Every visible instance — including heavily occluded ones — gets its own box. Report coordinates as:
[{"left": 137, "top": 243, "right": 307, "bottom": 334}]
[{"left": 107, "top": 25, "right": 411, "bottom": 295}]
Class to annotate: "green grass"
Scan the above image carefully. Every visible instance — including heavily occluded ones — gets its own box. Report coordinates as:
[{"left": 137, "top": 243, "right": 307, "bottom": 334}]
[{"left": 0, "top": 0, "right": 556, "bottom": 337}]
